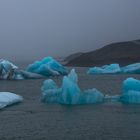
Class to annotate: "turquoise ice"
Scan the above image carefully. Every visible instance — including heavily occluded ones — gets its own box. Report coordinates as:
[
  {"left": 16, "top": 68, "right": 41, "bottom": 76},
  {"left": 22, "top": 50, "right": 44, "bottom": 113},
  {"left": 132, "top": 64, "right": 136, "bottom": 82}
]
[
  {"left": 41, "top": 69, "right": 104, "bottom": 104},
  {"left": 41, "top": 79, "right": 61, "bottom": 103},
  {"left": 121, "top": 63, "right": 140, "bottom": 74},
  {"left": 88, "top": 62, "right": 140, "bottom": 74},
  {"left": 26, "top": 57, "right": 68, "bottom": 76},
  {"left": 0, "top": 92, "right": 23, "bottom": 109},
  {"left": 88, "top": 64, "right": 121, "bottom": 74},
  {"left": 120, "top": 78, "right": 140, "bottom": 104}
]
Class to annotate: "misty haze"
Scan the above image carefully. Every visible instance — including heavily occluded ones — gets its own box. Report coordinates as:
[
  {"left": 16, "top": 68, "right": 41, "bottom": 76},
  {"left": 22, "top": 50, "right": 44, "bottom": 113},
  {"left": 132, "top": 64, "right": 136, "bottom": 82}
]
[
  {"left": 0, "top": 1, "right": 140, "bottom": 140},
  {"left": 0, "top": 0, "right": 140, "bottom": 62}
]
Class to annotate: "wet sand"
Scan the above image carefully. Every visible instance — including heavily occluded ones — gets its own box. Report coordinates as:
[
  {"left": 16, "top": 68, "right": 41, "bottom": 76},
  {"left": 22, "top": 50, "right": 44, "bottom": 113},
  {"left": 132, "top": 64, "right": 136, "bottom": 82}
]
[{"left": 0, "top": 67, "right": 140, "bottom": 140}]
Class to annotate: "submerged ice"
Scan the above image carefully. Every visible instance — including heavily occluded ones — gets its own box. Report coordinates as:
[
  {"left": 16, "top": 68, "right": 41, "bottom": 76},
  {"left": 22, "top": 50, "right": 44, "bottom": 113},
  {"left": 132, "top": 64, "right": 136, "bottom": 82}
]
[
  {"left": 41, "top": 69, "right": 104, "bottom": 104},
  {"left": 0, "top": 92, "right": 23, "bottom": 109},
  {"left": 88, "top": 64, "right": 121, "bottom": 74},
  {"left": 26, "top": 57, "right": 68, "bottom": 76},
  {"left": 120, "top": 78, "right": 140, "bottom": 104}
]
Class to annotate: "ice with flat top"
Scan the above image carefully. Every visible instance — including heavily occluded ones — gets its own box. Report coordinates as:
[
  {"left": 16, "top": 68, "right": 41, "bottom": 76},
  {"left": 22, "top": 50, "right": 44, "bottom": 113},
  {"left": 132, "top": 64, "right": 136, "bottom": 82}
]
[
  {"left": 88, "top": 62, "right": 140, "bottom": 74},
  {"left": 121, "top": 63, "right": 140, "bottom": 74},
  {"left": 0, "top": 92, "right": 23, "bottom": 109},
  {"left": 88, "top": 64, "right": 121, "bottom": 74},
  {"left": 41, "top": 69, "right": 104, "bottom": 104},
  {"left": 120, "top": 78, "right": 140, "bottom": 104},
  {"left": 26, "top": 57, "right": 68, "bottom": 76}
]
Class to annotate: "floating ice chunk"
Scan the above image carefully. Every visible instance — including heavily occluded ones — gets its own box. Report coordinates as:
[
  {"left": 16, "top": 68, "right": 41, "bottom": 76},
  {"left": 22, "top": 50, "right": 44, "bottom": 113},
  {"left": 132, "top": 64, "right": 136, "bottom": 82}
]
[
  {"left": 122, "top": 78, "right": 140, "bottom": 93},
  {"left": 26, "top": 57, "right": 68, "bottom": 76},
  {"left": 121, "top": 63, "right": 140, "bottom": 74},
  {"left": 0, "top": 59, "right": 18, "bottom": 79},
  {"left": 41, "top": 69, "right": 104, "bottom": 105},
  {"left": 120, "top": 78, "right": 140, "bottom": 103},
  {"left": 0, "top": 59, "right": 45, "bottom": 80},
  {"left": 0, "top": 92, "right": 23, "bottom": 109},
  {"left": 41, "top": 79, "right": 61, "bottom": 103},
  {"left": 59, "top": 76, "right": 81, "bottom": 104},
  {"left": 88, "top": 64, "right": 121, "bottom": 74}
]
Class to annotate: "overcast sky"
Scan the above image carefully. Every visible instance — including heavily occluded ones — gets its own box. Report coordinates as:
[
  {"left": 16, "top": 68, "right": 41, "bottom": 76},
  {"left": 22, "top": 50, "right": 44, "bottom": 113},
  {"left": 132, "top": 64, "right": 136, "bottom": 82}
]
[{"left": 0, "top": 0, "right": 140, "bottom": 61}]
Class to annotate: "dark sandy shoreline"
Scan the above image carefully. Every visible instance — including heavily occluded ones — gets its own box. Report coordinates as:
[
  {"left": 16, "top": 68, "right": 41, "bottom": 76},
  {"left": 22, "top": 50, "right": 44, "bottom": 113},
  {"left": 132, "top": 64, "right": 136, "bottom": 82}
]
[{"left": 0, "top": 67, "right": 140, "bottom": 140}]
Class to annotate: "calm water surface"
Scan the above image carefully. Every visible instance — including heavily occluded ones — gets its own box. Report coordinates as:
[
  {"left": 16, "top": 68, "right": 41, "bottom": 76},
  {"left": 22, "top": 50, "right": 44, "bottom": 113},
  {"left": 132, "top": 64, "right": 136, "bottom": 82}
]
[{"left": 0, "top": 62, "right": 140, "bottom": 140}]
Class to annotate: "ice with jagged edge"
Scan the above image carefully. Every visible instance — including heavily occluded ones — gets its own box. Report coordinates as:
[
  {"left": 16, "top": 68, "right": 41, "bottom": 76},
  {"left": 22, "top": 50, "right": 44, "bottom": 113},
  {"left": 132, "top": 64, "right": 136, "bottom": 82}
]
[
  {"left": 0, "top": 92, "right": 23, "bottom": 109},
  {"left": 121, "top": 63, "right": 140, "bottom": 74},
  {"left": 26, "top": 57, "right": 68, "bottom": 76},
  {"left": 41, "top": 69, "right": 104, "bottom": 104},
  {"left": 0, "top": 59, "right": 43, "bottom": 80},
  {"left": 0, "top": 59, "right": 19, "bottom": 79},
  {"left": 120, "top": 78, "right": 140, "bottom": 104},
  {"left": 87, "top": 64, "right": 121, "bottom": 74}
]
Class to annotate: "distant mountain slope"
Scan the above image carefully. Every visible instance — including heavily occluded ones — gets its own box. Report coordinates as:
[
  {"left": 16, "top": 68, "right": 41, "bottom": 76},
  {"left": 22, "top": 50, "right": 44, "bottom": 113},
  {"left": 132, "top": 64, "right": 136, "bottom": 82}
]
[
  {"left": 66, "top": 40, "right": 140, "bottom": 67},
  {"left": 64, "top": 52, "right": 83, "bottom": 62}
]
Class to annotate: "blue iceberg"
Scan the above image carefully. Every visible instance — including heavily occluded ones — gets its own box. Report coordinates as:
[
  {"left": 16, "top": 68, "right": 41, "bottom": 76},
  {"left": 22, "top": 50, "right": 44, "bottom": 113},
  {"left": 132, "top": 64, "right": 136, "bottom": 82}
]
[
  {"left": 0, "top": 59, "right": 43, "bottom": 80},
  {"left": 26, "top": 57, "right": 68, "bottom": 76},
  {"left": 88, "top": 64, "right": 121, "bottom": 74},
  {"left": 121, "top": 63, "right": 140, "bottom": 74},
  {"left": 120, "top": 78, "right": 140, "bottom": 104},
  {"left": 88, "top": 62, "right": 140, "bottom": 74},
  {"left": 41, "top": 69, "right": 104, "bottom": 105},
  {"left": 0, "top": 92, "right": 23, "bottom": 109}
]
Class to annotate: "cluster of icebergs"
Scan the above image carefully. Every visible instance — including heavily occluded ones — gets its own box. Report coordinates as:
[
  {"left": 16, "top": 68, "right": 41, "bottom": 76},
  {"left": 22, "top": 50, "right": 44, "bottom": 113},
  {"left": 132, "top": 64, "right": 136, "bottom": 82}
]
[
  {"left": 1, "top": 58, "right": 140, "bottom": 80},
  {"left": 0, "top": 57, "right": 68, "bottom": 80},
  {"left": 42, "top": 69, "right": 140, "bottom": 105},
  {"left": 0, "top": 57, "right": 68, "bottom": 109},
  {"left": 0, "top": 59, "right": 44, "bottom": 80},
  {"left": 88, "top": 63, "right": 140, "bottom": 74},
  {"left": 1, "top": 58, "right": 140, "bottom": 109}
]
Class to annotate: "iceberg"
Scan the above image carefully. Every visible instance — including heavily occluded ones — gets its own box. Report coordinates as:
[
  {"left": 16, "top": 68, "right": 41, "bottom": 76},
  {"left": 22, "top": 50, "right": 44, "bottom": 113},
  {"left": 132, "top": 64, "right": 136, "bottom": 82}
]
[
  {"left": 0, "top": 59, "right": 44, "bottom": 80},
  {"left": 41, "top": 69, "right": 104, "bottom": 104},
  {"left": 26, "top": 57, "right": 68, "bottom": 76},
  {"left": 0, "top": 92, "right": 23, "bottom": 109},
  {"left": 41, "top": 79, "right": 61, "bottom": 103},
  {"left": 120, "top": 78, "right": 140, "bottom": 103},
  {"left": 0, "top": 59, "right": 20, "bottom": 80},
  {"left": 88, "top": 64, "right": 121, "bottom": 74},
  {"left": 121, "top": 63, "right": 140, "bottom": 74}
]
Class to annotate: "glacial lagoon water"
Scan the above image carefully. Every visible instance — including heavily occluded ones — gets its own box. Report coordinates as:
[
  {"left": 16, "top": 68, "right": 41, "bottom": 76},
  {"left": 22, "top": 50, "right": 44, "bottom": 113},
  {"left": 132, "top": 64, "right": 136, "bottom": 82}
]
[{"left": 0, "top": 62, "right": 140, "bottom": 140}]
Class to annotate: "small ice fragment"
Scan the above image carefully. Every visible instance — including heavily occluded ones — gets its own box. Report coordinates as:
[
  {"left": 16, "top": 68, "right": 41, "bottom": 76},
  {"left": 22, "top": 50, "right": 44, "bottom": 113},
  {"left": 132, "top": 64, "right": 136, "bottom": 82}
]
[{"left": 0, "top": 92, "right": 23, "bottom": 109}]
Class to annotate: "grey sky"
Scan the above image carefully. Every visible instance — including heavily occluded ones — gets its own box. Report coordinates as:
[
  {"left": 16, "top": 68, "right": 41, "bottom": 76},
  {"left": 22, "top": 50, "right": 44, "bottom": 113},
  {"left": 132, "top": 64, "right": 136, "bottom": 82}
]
[{"left": 0, "top": 0, "right": 140, "bottom": 61}]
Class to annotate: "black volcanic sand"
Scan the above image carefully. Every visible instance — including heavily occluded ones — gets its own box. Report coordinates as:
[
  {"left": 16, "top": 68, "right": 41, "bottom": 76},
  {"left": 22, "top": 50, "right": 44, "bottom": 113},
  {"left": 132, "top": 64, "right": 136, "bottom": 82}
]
[{"left": 1, "top": 67, "right": 140, "bottom": 140}]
